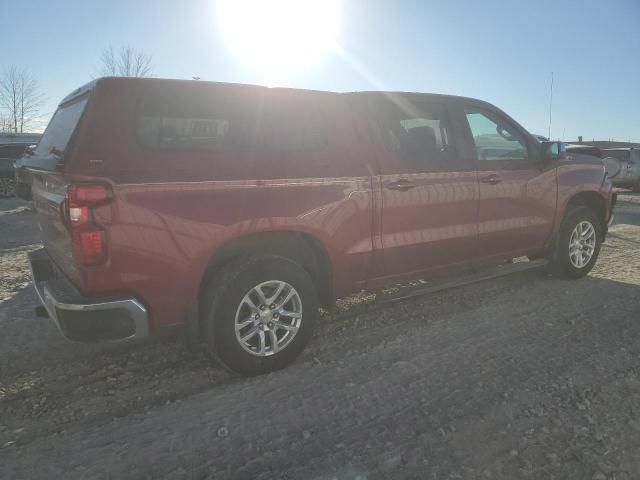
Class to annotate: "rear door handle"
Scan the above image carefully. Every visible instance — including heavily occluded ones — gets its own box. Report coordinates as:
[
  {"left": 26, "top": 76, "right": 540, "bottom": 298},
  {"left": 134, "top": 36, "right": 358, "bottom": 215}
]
[
  {"left": 385, "top": 179, "right": 417, "bottom": 191},
  {"left": 480, "top": 174, "right": 502, "bottom": 185}
]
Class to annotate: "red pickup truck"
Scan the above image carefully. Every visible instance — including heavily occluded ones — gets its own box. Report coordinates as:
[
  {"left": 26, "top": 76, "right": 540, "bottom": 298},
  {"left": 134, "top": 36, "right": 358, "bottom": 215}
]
[{"left": 17, "top": 77, "right": 615, "bottom": 374}]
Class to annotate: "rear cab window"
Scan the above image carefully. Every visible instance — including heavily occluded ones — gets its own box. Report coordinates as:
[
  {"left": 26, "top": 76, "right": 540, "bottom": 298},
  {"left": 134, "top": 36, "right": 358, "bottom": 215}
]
[
  {"left": 36, "top": 97, "right": 88, "bottom": 159},
  {"left": 15, "top": 95, "right": 89, "bottom": 174}
]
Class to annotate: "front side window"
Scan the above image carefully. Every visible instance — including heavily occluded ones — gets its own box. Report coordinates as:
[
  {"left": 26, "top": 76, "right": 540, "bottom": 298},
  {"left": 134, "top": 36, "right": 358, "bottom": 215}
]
[{"left": 465, "top": 110, "right": 528, "bottom": 161}]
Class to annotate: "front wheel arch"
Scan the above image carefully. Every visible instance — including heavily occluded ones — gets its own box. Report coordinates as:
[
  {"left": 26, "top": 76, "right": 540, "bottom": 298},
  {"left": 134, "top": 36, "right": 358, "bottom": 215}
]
[{"left": 564, "top": 191, "right": 607, "bottom": 234}]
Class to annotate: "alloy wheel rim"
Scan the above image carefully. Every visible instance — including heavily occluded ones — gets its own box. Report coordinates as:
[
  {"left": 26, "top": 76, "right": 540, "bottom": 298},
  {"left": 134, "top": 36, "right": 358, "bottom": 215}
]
[
  {"left": 569, "top": 220, "right": 596, "bottom": 269},
  {"left": 234, "top": 280, "right": 302, "bottom": 356}
]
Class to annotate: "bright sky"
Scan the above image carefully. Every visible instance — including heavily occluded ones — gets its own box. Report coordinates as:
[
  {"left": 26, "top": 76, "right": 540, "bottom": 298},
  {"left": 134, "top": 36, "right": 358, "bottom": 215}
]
[{"left": 2, "top": 0, "right": 639, "bottom": 141}]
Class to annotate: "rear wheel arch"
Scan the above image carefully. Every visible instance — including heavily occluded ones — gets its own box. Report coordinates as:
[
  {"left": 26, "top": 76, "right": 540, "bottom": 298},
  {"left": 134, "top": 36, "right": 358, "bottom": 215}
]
[{"left": 198, "top": 231, "right": 334, "bottom": 315}]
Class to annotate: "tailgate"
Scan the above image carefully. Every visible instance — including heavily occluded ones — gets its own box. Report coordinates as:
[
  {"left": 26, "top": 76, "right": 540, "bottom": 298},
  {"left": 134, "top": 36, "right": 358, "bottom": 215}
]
[
  {"left": 31, "top": 171, "right": 81, "bottom": 285},
  {"left": 22, "top": 93, "right": 91, "bottom": 287}
]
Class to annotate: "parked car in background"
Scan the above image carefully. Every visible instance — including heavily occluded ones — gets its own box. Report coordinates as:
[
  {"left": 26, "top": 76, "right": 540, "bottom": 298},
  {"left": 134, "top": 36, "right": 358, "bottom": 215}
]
[
  {"left": 0, "top": 142, "right": 33, "bottom": 197},
  {"left": 602, "top": 148, "right": 640, "bottom": 192},
  {"left": 18, "top": 77, "right": 615, "bottom": 374}
]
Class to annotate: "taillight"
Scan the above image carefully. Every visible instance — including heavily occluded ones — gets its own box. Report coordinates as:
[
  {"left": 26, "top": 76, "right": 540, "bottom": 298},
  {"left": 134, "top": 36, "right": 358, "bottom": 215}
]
[{"left": 66, "top": 183, "right": 112, "bottom": 266}]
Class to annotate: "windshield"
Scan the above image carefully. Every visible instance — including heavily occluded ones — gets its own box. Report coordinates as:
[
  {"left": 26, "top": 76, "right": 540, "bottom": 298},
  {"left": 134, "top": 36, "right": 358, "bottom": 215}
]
[{"left": 34, "top": 97, "right": 88, "bottom": 156}]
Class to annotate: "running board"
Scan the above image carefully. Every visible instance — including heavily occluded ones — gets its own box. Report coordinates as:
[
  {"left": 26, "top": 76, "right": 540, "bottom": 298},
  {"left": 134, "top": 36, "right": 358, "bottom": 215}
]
[{"left": 378, "top": 259, "right": 549, "bottom": 304}]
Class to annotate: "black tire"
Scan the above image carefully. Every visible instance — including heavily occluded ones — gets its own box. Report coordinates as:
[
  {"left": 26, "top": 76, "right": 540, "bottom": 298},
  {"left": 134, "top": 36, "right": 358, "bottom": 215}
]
[
  {"left": 202, "top": 254, "right": 318, "bottom": 375},
  {"left": 552, "top": 205, "right": 602, "bottom": 279}
]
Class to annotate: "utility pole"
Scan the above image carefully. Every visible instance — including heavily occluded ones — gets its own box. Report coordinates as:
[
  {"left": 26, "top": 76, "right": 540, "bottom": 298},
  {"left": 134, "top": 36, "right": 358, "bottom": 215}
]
[{"left": 548, "top": 72, "right": 554, "bottom": 140}]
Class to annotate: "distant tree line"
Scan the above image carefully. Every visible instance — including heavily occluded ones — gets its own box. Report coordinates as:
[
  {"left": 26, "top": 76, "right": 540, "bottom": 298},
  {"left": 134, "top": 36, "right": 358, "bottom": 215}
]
[
  {"left": 98, "top": 45, "right": 153, "bottom": 78},
  {"left": 0, "top": 66, "right": 44, "bottom": 134}
]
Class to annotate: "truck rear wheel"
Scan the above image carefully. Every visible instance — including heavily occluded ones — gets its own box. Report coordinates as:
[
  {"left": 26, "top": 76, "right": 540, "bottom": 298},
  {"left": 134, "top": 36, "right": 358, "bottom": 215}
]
[
  {"left": 552, "top": 205, "right": 602, "bottom": 279},
  {"left": 202, "top": 255, "right": 317, "bottom": 375}
]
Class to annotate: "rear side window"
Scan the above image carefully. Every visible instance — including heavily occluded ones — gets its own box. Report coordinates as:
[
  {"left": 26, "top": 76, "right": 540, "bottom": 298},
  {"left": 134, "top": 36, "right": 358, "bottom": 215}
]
[
  {"left": 260, "top": 95, "right": 328, "bottom": 151},
  {"left": 256, "top": 91, "right": 367, "bottom": 179},
  {"left": 138, "top": 117, "right": 230, "bottom": 149},
  {"left": 132, "top": 86, "right": 366, "bottom": 180},
  {"left": 136, "top": 85, "right": 257, "bottom": 151},
  {"left": 371, "top": 97, "right": 457, "bottom": 173},
  {"left": 35, "top": 97, "right": 88, "bottom": 156}
]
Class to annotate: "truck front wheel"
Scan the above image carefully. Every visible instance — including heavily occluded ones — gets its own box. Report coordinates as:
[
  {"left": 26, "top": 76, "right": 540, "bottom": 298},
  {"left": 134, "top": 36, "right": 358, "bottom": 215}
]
[{"left": 552, "top": 205, "right": 602, "bottom": 279}]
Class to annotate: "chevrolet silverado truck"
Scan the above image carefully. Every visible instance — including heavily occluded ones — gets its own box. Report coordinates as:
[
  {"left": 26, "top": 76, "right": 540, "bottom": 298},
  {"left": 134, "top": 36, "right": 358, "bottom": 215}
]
[{"left": 16, "top": 78, "right": 615, "bottom": 374}]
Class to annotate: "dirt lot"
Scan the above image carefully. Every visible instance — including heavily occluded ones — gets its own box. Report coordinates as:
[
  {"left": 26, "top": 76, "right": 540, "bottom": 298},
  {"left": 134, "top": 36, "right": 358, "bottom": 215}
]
[{"left": 1, "top": 194, "right": 640, "bottom": 480}]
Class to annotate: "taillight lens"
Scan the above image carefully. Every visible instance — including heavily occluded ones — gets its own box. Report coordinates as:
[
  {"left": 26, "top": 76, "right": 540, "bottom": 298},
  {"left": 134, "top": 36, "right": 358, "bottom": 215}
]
[
  {"left": 72, "top": 225, "right": 107, "bottom": 265},
  {"left": 66, "top": 183, "right": 112, "bottom": 266}
]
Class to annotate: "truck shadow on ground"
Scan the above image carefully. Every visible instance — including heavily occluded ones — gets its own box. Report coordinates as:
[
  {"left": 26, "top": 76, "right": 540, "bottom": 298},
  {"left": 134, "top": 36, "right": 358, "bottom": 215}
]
[
  {"left": 2, "top": 267, "right": 639, "bottom": 452},
  {"left": 2, "top": 273, "right": 640, "bottom": 480}
]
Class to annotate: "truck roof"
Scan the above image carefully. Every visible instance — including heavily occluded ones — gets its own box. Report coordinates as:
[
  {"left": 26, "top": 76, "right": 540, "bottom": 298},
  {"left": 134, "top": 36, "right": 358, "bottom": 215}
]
[{"left": 61, "top": 77, "right": 492, "bottom": 109}]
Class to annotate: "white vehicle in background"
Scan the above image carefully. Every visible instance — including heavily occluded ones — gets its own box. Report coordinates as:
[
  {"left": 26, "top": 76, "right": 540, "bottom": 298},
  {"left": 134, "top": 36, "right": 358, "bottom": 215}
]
[{"left": 602, "top": 148, "right": 640, "bottom": 192}]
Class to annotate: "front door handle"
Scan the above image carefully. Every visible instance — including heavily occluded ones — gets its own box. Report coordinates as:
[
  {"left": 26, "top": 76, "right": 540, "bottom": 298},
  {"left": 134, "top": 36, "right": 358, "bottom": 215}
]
[
  {"left": 480, "top": 174, "right": 502, "bottom": 185},
  {"left": 385, "top": 179, "right": 417, "bottom": 191}
]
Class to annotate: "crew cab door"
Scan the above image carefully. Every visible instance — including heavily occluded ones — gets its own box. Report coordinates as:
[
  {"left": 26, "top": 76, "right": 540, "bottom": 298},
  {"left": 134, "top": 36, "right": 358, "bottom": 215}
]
[
  {"left": 366, "top": 95, "right": 479, "bottom": 284},
  {"left": 457, "top": 104, "right": 556, "bottom": 265}
]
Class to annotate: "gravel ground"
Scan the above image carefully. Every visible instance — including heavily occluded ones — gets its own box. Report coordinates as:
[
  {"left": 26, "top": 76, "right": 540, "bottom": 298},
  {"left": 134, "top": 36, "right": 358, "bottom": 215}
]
[{"left": 1, "top": 192, "right": 640, "bottom": 479}]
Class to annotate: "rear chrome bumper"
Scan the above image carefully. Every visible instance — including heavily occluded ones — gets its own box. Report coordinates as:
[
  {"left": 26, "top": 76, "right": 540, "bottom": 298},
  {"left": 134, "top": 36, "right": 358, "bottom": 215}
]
[{"left": 28, "top": 248, "right": 149, "bottom": 342}]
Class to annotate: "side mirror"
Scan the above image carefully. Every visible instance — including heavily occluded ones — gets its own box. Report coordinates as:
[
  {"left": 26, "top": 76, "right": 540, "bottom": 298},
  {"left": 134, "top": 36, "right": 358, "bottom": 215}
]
[{"left": 541, "top": 141, "right": 567, "bottom": 163}]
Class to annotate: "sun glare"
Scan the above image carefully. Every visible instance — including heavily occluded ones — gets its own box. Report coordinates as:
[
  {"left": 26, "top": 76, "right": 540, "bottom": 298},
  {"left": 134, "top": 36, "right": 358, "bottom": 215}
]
[{"left": 217, "top": 0, "right": 340, "bottom": 74}]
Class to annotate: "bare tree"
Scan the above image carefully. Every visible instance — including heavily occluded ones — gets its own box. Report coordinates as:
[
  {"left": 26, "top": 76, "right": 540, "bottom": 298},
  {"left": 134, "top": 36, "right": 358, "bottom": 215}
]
[
  {"left": 0, "top": 66, "right": 44, "bottom": 133},
  {"left": 99, "top": 46, "right": 153, "bottom": 77},
  {"left": 0, "top": 113, "right": 12, "bottom": 133}
]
